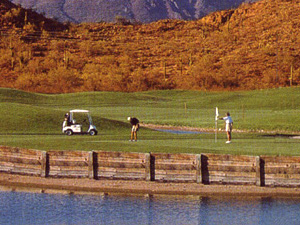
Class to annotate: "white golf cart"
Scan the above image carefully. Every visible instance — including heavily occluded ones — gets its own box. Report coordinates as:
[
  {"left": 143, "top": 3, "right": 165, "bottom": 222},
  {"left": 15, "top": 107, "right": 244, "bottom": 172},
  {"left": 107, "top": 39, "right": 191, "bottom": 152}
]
[{"left": 62, "top": 109, "right": 98, "bottom": 136}]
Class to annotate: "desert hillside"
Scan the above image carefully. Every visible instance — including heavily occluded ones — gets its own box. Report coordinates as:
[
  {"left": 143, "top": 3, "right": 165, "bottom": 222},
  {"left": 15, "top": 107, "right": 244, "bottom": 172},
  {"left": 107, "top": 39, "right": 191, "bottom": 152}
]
[{"left": 0, "top": 0, "right": 299, "bottom": 93}]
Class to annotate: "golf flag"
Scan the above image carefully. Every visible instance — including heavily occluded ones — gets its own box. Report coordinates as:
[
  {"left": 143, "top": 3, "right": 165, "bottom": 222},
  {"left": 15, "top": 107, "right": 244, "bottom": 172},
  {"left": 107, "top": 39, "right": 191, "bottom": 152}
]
[{"left": 215, "top": 107, "right": 219, "bottom": 142}]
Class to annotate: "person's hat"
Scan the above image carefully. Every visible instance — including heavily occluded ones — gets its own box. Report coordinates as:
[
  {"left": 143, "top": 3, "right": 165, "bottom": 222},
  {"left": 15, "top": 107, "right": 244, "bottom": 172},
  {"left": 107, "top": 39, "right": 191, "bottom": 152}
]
[{"left": 127, "top": 117, "right": 131, "bottom": 121}]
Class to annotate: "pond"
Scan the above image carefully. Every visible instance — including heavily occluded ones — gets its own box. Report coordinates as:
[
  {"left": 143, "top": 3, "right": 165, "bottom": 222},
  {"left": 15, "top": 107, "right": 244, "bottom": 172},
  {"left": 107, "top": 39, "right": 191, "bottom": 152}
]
[
  {"left": 155, "top": 129, "right": 206, "bottom": 134},
  {"left": 0, "top": 191, "right": 299, "bottom": 225}
]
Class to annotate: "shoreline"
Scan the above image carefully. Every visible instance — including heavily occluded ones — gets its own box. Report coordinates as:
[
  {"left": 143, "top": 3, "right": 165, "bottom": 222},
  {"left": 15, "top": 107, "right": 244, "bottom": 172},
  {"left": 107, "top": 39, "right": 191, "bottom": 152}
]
[
  {"left": 1, "top": 173, "right": 300, "bottom": 198},
  {"left": 141, "top": 123, "right": 300, "bottom": 137}
]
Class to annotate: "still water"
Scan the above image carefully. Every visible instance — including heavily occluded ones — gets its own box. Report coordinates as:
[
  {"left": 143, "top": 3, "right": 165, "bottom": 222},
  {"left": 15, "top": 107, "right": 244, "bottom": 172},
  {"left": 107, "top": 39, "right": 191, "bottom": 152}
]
[{"left": 0, "top": 191, "right": 299, "bottom": 225}]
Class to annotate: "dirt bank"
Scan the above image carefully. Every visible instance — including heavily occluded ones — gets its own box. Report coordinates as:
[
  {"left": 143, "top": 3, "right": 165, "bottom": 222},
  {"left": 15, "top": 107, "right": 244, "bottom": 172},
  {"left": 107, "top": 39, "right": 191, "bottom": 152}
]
[{"left": 0, "top": 173, "right": 300, "bottom": 198}]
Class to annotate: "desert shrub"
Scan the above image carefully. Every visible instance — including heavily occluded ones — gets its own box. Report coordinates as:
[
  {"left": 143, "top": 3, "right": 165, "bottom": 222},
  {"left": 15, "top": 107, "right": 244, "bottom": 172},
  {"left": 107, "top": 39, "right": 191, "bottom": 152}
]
[
  {"left": 0, "top": 50, "right": 12, "bottom": 68},
  {"left": 14, "top": 72, "right": 42, "bottom": 92},
  {"left": 46, "top": 66, "right": 83, "bottom": 93},
  {"left": 81, "top": 63, "right": 104, "bottom": 91}
]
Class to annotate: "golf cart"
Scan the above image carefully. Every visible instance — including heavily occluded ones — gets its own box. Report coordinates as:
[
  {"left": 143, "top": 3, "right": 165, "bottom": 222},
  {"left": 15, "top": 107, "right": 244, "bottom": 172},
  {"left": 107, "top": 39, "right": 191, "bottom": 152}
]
[{"left": 62, "top": 109, "right": 98, "bottom": 136}]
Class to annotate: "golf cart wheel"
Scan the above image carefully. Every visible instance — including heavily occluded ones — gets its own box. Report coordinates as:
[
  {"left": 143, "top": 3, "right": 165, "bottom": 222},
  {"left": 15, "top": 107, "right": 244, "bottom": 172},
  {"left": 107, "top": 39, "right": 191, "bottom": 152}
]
[
  {"left": 89, "top": 130, "right": 97, "bottom": 136},
  {"left": 65, "top": 130, "right": 73, "bottom": 136}
]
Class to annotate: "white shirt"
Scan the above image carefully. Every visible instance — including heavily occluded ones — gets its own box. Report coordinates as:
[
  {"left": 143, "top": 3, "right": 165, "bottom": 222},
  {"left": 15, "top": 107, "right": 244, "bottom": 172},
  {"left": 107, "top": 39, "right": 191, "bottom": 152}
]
[{"left": 223, "top": 116, "right": 233, "bottom": 124}]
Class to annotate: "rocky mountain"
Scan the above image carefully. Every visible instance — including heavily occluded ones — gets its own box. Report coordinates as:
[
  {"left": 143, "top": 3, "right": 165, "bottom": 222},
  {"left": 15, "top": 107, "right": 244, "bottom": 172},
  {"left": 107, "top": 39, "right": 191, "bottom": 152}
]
[{"left": 10, "top": 0, "right": 257, "bottom": 23}]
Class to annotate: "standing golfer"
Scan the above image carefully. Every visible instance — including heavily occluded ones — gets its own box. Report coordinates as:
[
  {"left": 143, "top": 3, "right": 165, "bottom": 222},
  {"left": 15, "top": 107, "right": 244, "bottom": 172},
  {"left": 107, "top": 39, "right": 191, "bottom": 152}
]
[
  {"left": 128, "top": 117, "right": 139, "bottom": 141},
  {"left": 218, "top": 112, "right": 233, "bottom": 143}
]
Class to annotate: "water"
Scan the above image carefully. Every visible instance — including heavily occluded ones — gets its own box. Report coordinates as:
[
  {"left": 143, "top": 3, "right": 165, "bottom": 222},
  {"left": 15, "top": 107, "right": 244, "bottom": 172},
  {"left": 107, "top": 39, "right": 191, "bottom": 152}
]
[
  {"left": 155, "top": 129, "right": 205, "bottom": 134},
  {"left": 0, "top": 191, "right": 299, "bottom": 225}
]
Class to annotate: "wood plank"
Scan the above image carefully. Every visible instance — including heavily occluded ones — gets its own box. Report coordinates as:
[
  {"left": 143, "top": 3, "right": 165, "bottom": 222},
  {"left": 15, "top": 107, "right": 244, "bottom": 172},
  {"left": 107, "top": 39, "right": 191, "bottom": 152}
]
[
  {"left": 155, "top": 175, "right": 196, "bottom": 182},
  {"left": 154, "top": 163, "right": 196, "bottom": 170},
  {"left": 209, "top": 173, "right": 256, "bottom": 180},
  {"left": 98, "top": 170, "right": 145, "bottom": 175},
  {"left": 204, "top": 154, "right": 256, "bottom": 162},
  {"left": 264, "top": 162, "right": 300, "bottom": 168},
  {"left": 98, "top": 167, "right": 145, "bottom": 173},
  {"left": 155, "top": 170, "right": 196, "bottom": 176},
  {"left": 48, "top": 171, "right": 88, "bottom": 178},
  {"left": 47, "top": 152, "right": 89, "bottom": 163},
  {"left": 207, "top": 161, "right": 255, "bottom": 167},
  {"left": 48, "top": 150, "right": 89, "bottom": 157},
  {"left": 0, "top": 146, "right": 41, "bottom": 155},
  {"left": 155, "top": 174, "right": 196, "bottom": 179},
  {"left": 261, "top": 156, "right": 300, "bottom": 163},
  {"left": 207, "top": 165, "right": 256, "bottom": 173},
  {"left": 97, "top": 173, "right": 145, "bottom": 180},
  {"left": 264, "top": 179, "right": 300, "bottom": 187},
  {"left": 49, "top": 169, "right": 88, "bottom": 174},
  {"left": 152, "top": 153, "right": 196, "bottom": 160},
  {"left": 97, "top": 161, "right": 145, "bottom": 169},
  {"left": 49, "top": 165, "right": 88, "bottom": 171},
  {"left": 265, "top": 173, "right": 300, "bottom": 179},
  {"left": 0, "top": 161, "right": 41, "bottom": 170},
  {"left": 49, "top": 160, "right": 88, "bottom": 167},
  {"left": 0, "top": 165, "right": 39, "bottom": 173},
  {"left": 0, "top": 156, "right": 41, "bottom": 165},
  {"left": 209, "top": 177, "right": 256, "bottom": 184},
  {"left": 96, "top": 151, "right": 146, "bottom": 159},
  {"left": 97, "top": 159, "right": 145, "bottom": 164},
  {"left": 264, "top": 167, "right": 300, "bottom": 174},
  {"left": 209, "top": 171, "right": 256, "bottom": 178},
  {"left": 154, "top": 160, "right": 196, "bottom": 164},
  {"left": 48, "top": 156, "right": 88, "bottom": 161},
  {"left": 0, "top": 152, "right": 41, "bottom": 158},
  {"left": 98, "top": 171, "right": 145, "bottom": 176},
  {"left": 0, "top": 166, "right": 41, "bottom": 175}
]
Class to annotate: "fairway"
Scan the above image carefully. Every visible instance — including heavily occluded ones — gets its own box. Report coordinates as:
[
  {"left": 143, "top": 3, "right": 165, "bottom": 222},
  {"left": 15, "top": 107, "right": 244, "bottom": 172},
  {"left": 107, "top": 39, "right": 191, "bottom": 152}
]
[
  {"left": 1, "top": 88, "right": 300, "bottom": 156},
  {"left": 0, "top": 131, "right": 299, "bottom": 156}
]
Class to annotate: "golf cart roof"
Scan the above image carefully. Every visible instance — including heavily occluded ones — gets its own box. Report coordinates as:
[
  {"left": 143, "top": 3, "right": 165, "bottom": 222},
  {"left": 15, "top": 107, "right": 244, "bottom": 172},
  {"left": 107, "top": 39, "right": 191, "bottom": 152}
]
[{"left": 70, "top": 109, "right": 90, "bottom": 113}]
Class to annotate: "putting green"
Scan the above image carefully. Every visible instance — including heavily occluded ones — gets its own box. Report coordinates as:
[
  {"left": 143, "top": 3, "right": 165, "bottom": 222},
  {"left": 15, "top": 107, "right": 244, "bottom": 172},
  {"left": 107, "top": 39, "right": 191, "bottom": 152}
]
[{"left": 1, "top": 88, "right": 300, "bottom": 155}]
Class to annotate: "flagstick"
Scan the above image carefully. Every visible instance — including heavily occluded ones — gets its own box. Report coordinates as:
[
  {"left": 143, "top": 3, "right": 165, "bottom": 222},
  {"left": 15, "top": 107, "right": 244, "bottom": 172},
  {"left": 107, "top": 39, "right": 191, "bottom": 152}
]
[
  {"left": 215, "top": 119, "right": 217, "bottom": 143},
  {"left": 215, "top": 107, "right": 219, "bottom": 143}
]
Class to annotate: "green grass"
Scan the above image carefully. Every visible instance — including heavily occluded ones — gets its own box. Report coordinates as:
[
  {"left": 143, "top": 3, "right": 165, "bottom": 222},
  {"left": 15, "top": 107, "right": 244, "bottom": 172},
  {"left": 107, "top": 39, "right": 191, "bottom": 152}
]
[{"left": 1, "top": 87, "right": 300, "bottom": 156}]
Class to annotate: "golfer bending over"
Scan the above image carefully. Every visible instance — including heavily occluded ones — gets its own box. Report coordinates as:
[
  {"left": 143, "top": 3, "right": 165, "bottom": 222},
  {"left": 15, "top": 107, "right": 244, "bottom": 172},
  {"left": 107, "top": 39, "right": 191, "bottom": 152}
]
[
  {"left": 218, "top": 112, "right": 233, "bottom": 143},
  {"left": 128, "top": 117, "right": 139, "bottom": 141}
]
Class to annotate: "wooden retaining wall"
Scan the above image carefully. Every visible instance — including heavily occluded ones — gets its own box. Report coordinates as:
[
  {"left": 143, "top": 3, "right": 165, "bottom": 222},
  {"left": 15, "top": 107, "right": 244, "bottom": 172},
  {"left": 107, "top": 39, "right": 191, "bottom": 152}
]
[
  {"left": 201, "top": 154, "right": 258, "bottom": 185},
  {"left": 261, "top": 156, "right": 300, "bottom": 187},
  {"left": 0, "top": 146, "right": 43, "bottom": 176},
  {"left": 95, "top": 151, "right": 150, "bottom": 180},
  {"left": 151, "top": 153, "right": 199, "bottom": 182},
  {"left": 1, "top": 146, "right": 300, "bottom": 187},
  {"left": 47, "top": 151, "right": 90, "bottom": 178}
]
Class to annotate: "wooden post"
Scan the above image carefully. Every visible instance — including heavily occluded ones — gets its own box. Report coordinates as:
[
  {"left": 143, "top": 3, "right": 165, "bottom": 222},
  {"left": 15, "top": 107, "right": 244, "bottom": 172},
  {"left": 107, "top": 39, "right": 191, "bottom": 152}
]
[
  {"left": 201, "top": 154, "right": 209, "bottom": 184},
  {"left": 150, "top": 153, "right": 155, "bottom": 181},
  {"left": 196, "top": 154, "right": 202, "bottom": 183},
  {"left": 145, "top": 153, "right": 151, "bottom": 181},
  {"left": 260, "top": 157, "right": 265, "bottom": 187},
  {"left": 41, "top": 151, "right": 49, "bottom": 178},
  {"left": 255, "top": 156, "right": 260, "bottom": 186},
  {"left": 88, "top": 151, "right": 98, "bottom": 179},
  {"left": 255, "top": 156, "right": 265, "bottom": 186}
]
